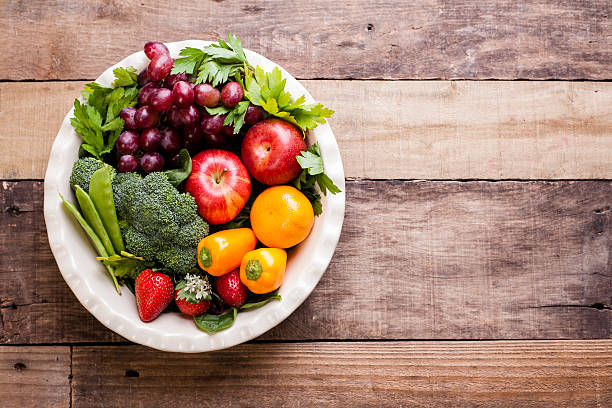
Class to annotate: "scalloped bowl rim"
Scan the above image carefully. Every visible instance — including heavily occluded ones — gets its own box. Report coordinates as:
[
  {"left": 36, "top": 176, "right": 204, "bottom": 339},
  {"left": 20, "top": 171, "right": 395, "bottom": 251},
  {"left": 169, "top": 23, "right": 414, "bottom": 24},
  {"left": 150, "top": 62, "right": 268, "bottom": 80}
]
[{"left": 43, "top": 40, "right": 345, "bottom": 353}]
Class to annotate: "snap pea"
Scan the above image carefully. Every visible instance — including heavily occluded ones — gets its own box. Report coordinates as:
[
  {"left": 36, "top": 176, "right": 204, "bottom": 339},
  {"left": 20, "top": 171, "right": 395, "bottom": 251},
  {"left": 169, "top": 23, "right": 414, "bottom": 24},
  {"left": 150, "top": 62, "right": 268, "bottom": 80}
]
[
  {"left": 75, "top": 186, "right": 115, "bottom": 256},
  {"left": 89, "top": 167, "right": 125, "bottom": 253},
  {"left": 60, "top": 193, "right": 121, "bottom": 295}
]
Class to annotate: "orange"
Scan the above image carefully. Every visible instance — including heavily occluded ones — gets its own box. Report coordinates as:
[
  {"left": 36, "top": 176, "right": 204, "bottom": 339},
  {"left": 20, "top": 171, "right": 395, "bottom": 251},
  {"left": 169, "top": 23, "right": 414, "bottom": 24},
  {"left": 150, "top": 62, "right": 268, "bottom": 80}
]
[{"left": 250, "top": 186, "right": 314, "bottom": 248}]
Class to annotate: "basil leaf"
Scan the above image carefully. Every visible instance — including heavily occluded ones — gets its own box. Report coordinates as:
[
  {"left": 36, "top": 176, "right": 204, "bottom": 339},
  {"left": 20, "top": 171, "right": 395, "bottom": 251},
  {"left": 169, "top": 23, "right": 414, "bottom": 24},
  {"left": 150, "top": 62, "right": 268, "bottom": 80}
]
[
  {"left": 240, "top": 291, "right": 282, "bottom": 311},
  {"left": 194, "top": 308, "right": 237, "bottom": 333},
  {"left": 163, "top": 149, "right": 192, "bottom": 187}
]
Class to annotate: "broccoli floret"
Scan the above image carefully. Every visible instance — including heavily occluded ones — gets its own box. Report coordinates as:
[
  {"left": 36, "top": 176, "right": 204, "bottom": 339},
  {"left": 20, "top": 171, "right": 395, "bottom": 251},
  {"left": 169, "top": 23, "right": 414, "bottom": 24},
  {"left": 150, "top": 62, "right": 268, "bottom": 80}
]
[
  {"left": 70, "top": 157, "right": 116, "bottom": 193},
  {"left": 70, "top": 158, "right": 104, "bottom": 192},
  {"left": 112, "top": 171, "right": 209, "bottom": 275}
]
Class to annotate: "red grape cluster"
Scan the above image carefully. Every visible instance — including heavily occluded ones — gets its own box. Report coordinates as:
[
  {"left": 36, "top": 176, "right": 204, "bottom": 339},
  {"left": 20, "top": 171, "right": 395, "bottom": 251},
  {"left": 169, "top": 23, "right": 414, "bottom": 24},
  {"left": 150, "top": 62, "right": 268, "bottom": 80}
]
[{"left": 117, "top": 41, "right": 264, "bottom": 173}]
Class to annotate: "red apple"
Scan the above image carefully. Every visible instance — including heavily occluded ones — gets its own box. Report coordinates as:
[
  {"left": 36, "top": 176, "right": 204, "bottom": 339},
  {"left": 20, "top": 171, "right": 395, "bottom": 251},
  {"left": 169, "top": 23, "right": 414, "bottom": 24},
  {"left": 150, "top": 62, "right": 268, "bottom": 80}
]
[
  {"left": 241, "top": 118, "right": 307, "bottom": 185},
  {"left": 185, "top": 149, "right": 251, "bottom": 225}
]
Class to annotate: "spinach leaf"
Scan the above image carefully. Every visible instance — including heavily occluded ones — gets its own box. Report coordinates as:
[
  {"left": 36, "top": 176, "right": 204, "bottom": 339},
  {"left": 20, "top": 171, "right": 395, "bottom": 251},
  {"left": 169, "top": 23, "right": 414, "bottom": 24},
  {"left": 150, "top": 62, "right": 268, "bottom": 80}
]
[
  {"left": 193, "top": 307, "right": 237, "bottom": 333},
  {"left": 240, "top": 290, "right": 282, "bottom": 311},
  {"left": 163, "top": 149, "right": 192, "bottom": 187}
]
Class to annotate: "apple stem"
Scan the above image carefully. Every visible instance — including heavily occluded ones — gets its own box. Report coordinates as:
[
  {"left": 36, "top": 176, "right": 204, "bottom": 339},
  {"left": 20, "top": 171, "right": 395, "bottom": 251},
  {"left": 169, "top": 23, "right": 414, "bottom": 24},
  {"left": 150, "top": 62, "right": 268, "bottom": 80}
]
[{"left": 214, "top": 168, "right": 229, "bottom": 184}]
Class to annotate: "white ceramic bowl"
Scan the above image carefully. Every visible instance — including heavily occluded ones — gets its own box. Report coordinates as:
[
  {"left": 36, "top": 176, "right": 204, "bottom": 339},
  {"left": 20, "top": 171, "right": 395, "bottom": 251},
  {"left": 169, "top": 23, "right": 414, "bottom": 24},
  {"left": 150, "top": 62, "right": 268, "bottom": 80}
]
[{"left": 43, "top": 41, "right": 345, "bottom": 352}]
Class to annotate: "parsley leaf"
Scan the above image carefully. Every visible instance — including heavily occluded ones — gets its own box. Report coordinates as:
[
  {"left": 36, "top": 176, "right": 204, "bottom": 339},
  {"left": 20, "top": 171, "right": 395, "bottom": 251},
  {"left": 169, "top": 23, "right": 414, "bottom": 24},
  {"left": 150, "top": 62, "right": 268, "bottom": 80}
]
[
  {"left": 112, "top": 67, "right": 138, "bottom": 87},
  {"left": 172, "top": 34, "right": 251, "bottom": 87},
  {"left": 71, "top": 68, "right": 139, "bottom": 159},
  {"left": 294, "top": 143, "right": 341, "bottom": 215},
  {"left": 244, "top": 66, "right": 334, "bottom": 132}
]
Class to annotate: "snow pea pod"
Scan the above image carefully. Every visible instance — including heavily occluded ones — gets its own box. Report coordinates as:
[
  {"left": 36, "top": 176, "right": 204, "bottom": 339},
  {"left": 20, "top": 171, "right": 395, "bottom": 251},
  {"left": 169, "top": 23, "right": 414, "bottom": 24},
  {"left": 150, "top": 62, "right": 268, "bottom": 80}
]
[
  {"left": 60, "top": 193, "right": 121, "bottom": 294},
  {"left": 75, "top": 185, "right": 115, "bottom": 256},
  {"left": 89, "top": 167, "right": 125, "bottom": 253}
]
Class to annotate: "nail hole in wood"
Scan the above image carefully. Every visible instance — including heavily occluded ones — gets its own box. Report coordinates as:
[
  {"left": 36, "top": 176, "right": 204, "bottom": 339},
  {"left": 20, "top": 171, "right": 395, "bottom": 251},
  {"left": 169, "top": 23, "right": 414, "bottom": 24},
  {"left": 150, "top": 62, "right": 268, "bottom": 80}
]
[
  {"left": 125, "top": 369, "right": 140, "bottom": 377},
  {"left": 366, "top": 23, "right": 374, "bottom": 31},
  {"left": 14, "top": 362, "right": 26, "bottom": 370}
]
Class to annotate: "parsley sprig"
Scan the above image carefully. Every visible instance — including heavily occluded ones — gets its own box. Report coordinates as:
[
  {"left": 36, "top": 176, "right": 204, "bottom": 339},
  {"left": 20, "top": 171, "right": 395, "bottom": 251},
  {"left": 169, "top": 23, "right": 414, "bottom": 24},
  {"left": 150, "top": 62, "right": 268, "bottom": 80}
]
[
  {"left": 171, "top": 34, "right": 334, "bottom": 135},
  {"left": 294, "top": 144, "right": 342, "bottom": 215},
  {"left": 71, "top": 67, "right": 139, "bottom": 158}
]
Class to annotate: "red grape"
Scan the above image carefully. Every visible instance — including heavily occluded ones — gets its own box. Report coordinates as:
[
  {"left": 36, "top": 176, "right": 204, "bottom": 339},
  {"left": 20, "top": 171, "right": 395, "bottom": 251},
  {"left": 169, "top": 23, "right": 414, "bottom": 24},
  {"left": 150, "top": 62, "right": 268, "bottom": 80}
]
[
  {"left": 164, "top": 72, "right": 189, "bottom": 90},
  {"left": 119, "top": 107, "right": 138, "bottom": 130},
  {"left": 139, "top": 128, "right": 162, "bottom": 152},
  {"left": 182, "top": 126, "right": 204, "bottom": 152},
  {"left": 117, "top": 130, "right": 140, "bottom": 154},
  {"left": 147, "top": 54, "right": 173, "bottom": 82},
  {"left": 140, "top": 152, "right": 165, "bottom": 173},
  {"left": 149, "top": 88, "right": 173, "bottom": 112},
  {"left": 178, "top": 104, "right": 200, "bottom": 128},
  {"left": 117, "top": 155, "right": 139, "bottom": 173},
  {"left": 194, "top": 83, "right": 220, "bottom": 107},
  {"left": 172, "top": 81, "right": 195, "bottom": 108},
  {"left": 204, "top": 131, "right": 227, "bottom": 148},
  {"left": 167, "top": 105, "right": 184, "bottom": 128},
  {"left": 166, "top": 152, "right": 181, "bottom": 168},
  {"left": 159, "top": 127, "right": 181, "bottom": 152},
  {"left": 138, "top": 70, "right": 153, "bottom": 87},
  {"left": 244, "top": 105, "right": 264, "bottom": 125},
  {"left": 138, "top": 82, "right": 158, "bottom": 106},
  {"left": 221, "top": 125, "right": 236, "bottom": 138},
  {"left": 134, "top": 106, "right": 160, "bottom": 129},
  {"left": 201, "top": 114, "right": 225, "bottom": 135},
  {"left": 144, "top": 41, "right": 169, "bottom": 60},
  {"left": 221, "top": 82, "right": 243, "bottom": 107}
]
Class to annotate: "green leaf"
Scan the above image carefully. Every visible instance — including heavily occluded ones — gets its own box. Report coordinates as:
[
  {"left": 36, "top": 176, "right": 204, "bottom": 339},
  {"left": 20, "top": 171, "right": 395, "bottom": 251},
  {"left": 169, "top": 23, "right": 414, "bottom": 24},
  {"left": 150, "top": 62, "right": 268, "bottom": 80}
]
[
  {"left": 205, "top": 105, "right": 232, "bottom": 115},
  {"left": 97, "top": 251, "right": 151, "bottom": 280},
  {"left": 193, "top": 308, "right": 237, "bottom": 333},
  {"left": 240, "top": 291, "right": 282, "bottom": 311},
  {"left": 224, "top": 101, "right": 249, "bottom": 134},
  {"left": 296, "top": 149, "right": 324, "bottom": 175},
  {"left": 171, "top": 47, "right": 208, "bottom": 75},
  {"left": 315, "top": 173, "right": 341, "bottom": 195},
  {"left": 112, "top": 67, "right": 138, "bottom": 87},
  {"left": 245, "top": 260, "right": 263, "bottom": 280},
  {"left": 163, "top": 149, "right": 192, "bottom": 187}
]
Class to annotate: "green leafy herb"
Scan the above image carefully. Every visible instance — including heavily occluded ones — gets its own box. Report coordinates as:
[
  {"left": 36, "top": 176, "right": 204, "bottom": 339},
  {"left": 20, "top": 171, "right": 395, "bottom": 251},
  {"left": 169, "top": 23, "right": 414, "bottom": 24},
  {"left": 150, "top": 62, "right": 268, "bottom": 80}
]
[
  {"left": 112, "top": 67, "right": 138, "bottom": 87},
  {"left": 193, "top": 307, "right": 237, "bottom": 333},
  {"left": 96, "top": 251, "right": 152, "bottom": 279},
  {"left": 244, "top": 66, "right": 334, "bottom": 132},
  {"left": 72, "top": 69, "right": 139, "bottom": 159},
  {"left": 240, "top": 290, "right": 282, "bottom": 311},
  {"left": 172, "top": 34, "right": 250, "bottom": 87},
  {"left": 163, "top": 149, "right": 192, "bottom": 187},
  {"left": 293, "top": 143, "right": 341, "bottom": 215}
]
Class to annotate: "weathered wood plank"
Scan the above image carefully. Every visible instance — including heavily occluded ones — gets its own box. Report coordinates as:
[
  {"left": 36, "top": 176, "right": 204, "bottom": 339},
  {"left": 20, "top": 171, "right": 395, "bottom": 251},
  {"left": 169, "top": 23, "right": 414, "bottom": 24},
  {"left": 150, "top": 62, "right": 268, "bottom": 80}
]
[
  {"left": 1, "top": 180, "right": 610, "bottom": 343},
  {"left": 72, "top": 341, "right": 612, "bottom": 407},
  {"left": 1, "top": 81, "right": 611, "bottom": 180},
  {"left": 0, "top": 346, "right": 70, "bottom": 408},
  {"left": 1, "top": 1, "right": 610, "bottom": 80}
]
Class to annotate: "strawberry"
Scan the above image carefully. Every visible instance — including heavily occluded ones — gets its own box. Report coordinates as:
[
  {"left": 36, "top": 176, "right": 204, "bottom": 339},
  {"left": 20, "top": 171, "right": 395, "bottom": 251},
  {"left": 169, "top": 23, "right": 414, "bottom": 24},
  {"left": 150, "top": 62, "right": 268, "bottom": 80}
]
[
  {"left": 175, "top": 273, "right": 212, "bottom": 317},
  {"left": 216, "top": 268, "right": 248, "bottom": 307},
  {"left": 135, "top": 269, "right": 174, "bottom": 322},
  {"left": 175, "top": 292, "right": 211, "bottom": 316}
]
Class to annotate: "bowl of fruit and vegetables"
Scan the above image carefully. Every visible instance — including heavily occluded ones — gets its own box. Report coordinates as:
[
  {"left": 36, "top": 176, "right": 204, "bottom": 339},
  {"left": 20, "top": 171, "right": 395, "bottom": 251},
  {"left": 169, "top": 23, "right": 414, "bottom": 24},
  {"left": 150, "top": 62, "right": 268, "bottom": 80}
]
[{"left": 43, "top": 35, "right": 345, "bottom": 352}]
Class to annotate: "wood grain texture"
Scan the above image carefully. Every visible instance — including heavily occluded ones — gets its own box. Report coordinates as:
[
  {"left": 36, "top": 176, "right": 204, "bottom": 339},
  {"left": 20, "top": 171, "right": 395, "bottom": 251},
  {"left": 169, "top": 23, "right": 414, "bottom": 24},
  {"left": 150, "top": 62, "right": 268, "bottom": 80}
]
[
  {"left": 1, "top": 180, "right": 610, "bottom": 344},
  {"left": 1, "top": 1, "right": 610, "bottom": 80},
  {"left": 0, "top": 346, "right": 70, "bottom": 408},
  {"left": 71, "top": 341, "right": 612, "bottom": 407},
  {"left": 1, "top": 80, "right": 611, "bottom": 180}
]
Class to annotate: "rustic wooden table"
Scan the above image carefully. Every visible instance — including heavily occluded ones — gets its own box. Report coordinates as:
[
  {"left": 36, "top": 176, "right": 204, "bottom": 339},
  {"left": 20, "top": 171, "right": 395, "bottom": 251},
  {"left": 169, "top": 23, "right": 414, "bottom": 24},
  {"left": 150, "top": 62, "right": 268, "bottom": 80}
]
[{"left": 1, "top": 1, "right": 611, "bottom": 406}]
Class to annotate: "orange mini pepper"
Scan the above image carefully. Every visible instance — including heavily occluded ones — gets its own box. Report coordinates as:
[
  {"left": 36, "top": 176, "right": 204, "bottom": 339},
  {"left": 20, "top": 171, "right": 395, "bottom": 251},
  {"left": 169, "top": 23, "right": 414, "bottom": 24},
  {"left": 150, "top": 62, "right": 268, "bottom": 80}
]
[
  {"left": 197, "top": 228, "right": 257, "bottom": 276},
  {"left": 239, "top": 248, "right": 287, "bottom": 294}
]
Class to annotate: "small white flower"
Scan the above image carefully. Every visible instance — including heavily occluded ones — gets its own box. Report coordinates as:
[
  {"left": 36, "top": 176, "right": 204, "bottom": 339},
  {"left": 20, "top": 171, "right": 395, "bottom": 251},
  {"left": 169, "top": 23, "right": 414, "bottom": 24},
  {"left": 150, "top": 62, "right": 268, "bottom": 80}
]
[{"left": 183, "top": 273, "right": 211, "bottom": 300}]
